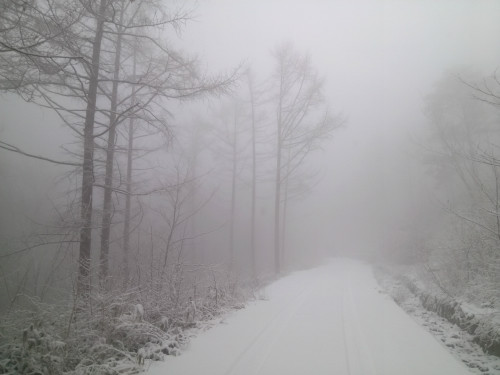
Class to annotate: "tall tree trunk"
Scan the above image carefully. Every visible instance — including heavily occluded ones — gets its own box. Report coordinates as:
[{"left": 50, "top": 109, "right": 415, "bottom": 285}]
[
  {"left": 189, "top": 135, "right": 201, "bottom": 264},
  {"left": 248, "top": 75, "right": 257, "bottom": 280},
  {"left": 229, "top": 111, "right": 238, "bottom": 272},
  {"left": 274, "top": 142, "right": 282, "bottom": 275},
  {"left": 99, "top": 8, "right": 124, "bottom": 286},
  {"left": 274, "top": 75, "right": 284, "bottom": 275},
  {"left": 77, "top": 0, "right": 107, "bottom": 299},
  {"left": 281, "top": 148, "right": 291, "bottom": 270},
  {"left": 122, "top": 49, "right": 137, "bottom": 286}
]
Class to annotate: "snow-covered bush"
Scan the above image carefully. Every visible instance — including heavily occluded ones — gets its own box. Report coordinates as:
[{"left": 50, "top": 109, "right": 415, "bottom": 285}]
[
  {"left": 0, "top": 264, "right": 253, "bottom": 374},
  {"left": 382, "top": 267, "right": 500, "bottom": 358}
]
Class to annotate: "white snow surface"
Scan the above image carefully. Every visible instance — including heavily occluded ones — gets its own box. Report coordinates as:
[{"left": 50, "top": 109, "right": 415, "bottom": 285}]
[{"left": 147, "top": 258, "right": 472, "bottom": 375}]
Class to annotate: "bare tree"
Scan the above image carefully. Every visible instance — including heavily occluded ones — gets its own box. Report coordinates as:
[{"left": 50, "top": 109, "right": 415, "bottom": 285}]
[
  {"left": 269, "top": 42, "right": 341, "bottom": 274},
  {"left": 94, "top": 0, "right": 238, "bottom": 285},
  {"left": 121, "top": 47, "right": 138, "bottom": 286},
  {"left": 0, "top": 0, "right": 237, "bottom": 300},
  {"left": 75, "top": 0, "right": 107, "bottom": 300},
  {"left": 422, "top": 70, "right": 500, "bottom": 295},
  {"left": 245, "top": 70, "right": 262, "bottom": 280},
  {"left": 208, "top": 98, "right": 249, "bottom": 272}
]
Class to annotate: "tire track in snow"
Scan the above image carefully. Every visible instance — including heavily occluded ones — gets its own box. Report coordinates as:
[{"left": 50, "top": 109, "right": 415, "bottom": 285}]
[
  {"left": 341, "top": 267, "right": 362, "bottom": 374},
  {"left": 345, "top": 267, "right": 377, "bottom": 375},
  {"left": 250, "top": 285, "right": 314, "bottom": 375},
  {"left": 147, "top": 260, "right": 476, "bottom": 375},
  {"left": 222, "top": 271, "right": 322, "bottom": 375},
  {"left": 340, "top": 289, "right": 353, "bottom": 375},
  {"left": 340, "top": 264, "right": 377, "bottom": 375}
]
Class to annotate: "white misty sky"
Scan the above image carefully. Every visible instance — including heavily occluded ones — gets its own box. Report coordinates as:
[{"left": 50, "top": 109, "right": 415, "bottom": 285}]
[
  {"left": 1, "top": 0, "right": 499, "bottom": 255},
  {"left": 177, "top": 0, "right": 500, "bottom": 254}
]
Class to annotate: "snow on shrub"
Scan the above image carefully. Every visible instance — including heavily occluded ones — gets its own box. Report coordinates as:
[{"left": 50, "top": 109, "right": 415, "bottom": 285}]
[{"left": 0, "top": 270, "right": 255, "bottom": 374}]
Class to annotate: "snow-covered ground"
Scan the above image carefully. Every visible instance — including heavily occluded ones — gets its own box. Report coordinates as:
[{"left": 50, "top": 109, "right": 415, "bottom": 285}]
[
  {"left": 376, "top": 269, "right": 500, "bottom": 374},
  {"left": 146, "top": 258, "right": 473, "bottom": 375}
]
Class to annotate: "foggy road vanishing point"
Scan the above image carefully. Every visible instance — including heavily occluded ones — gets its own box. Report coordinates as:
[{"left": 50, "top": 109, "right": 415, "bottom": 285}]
[{"left": 147, "top": 259, "right": 472, "bottom": 375}]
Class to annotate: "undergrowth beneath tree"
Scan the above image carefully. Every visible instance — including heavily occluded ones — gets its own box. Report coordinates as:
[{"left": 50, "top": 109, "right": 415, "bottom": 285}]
[{"left": 0, "top": 275, "right": 256, "bottom": 375}]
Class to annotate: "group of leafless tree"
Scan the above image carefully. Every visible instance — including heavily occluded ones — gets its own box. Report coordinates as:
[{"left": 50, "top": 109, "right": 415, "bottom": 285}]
[
  {"left": 0, "top": 0, "right": 341, "bottom": 332},
  {"left": 400, "top": 68, "right": 500, "bottom": 305},
  {"left": 0, "top": 0, "right": 232, "bottom": 303},
  {"left": 0, "top": 0, "right": 341, "bottom": 367},
  {"left": 205, "top": 46, "right": 342, "bottom": 279}
]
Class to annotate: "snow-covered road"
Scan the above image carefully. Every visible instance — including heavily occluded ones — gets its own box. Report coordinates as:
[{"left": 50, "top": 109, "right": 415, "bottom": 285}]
[{"left": 147, "top": 259, "right": 472, "bottom": 375}]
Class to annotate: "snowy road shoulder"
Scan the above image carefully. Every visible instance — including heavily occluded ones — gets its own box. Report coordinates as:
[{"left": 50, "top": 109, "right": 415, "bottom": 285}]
[
  {"left": 375, "top": 267, "right": 500, "bottom": 374},
  {"left": 146, "top": 258, "right": 473, "bottom": 375}
]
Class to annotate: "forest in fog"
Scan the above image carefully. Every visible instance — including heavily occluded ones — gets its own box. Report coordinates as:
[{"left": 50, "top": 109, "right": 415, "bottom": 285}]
[{"left": 1, "top": 0, "right": 500, "bottom": 374}]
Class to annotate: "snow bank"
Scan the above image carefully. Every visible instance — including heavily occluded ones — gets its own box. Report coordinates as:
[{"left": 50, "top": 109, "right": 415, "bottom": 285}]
[{"left": 398, "top": 273, "right": 500, "bottom": 357}]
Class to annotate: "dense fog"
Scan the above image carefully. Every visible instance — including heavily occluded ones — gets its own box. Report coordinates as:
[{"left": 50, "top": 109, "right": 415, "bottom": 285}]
[
  {"left": 3, "top": 1, "right": 500, "bottom": 264},
  {"left": 1, "top": 1, "right": 500, "bottom": 373}
]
